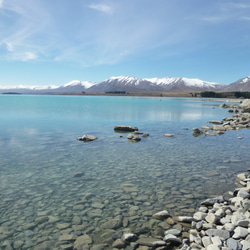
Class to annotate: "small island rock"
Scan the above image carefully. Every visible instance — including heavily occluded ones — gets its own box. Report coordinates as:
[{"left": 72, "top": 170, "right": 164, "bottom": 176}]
[
  {"left": 77, "top": 134, "right": 98, "bottom": 142},
  {"left": 114, "top": 125, "right": 138, "bottom": 132}
]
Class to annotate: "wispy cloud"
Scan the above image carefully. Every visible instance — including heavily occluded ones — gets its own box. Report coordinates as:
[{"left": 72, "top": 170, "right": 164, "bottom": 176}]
[
  {"left": 230, "top": 3, "right": 250, "bottom": 9},
  {"left": 202, "top": 16, "right": 226, "bottom": 23},
  {"left": 22, "top": 52, "right": 37, "bottom": 61},
  {"left": 4, "top": 41, "right": 13, "bottom": 51},
  {"left": 88, "top": 3, "right": 113, "bottom": 15},
  {"left": 0, "top": 0, "right": 250, "bottom": 68}
]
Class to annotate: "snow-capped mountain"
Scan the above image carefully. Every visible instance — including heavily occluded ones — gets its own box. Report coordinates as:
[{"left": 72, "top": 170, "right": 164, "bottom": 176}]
[
  {"left": 0, "top": 85, "right": 59, "bottom": 94},
  {"left": 54, "top": 80, "right": 94, "bottom": 94},
  {"left": 87, "top": 76, "right": 163, "bottom": 93},
  {"left": 63, "top": 80, "right": 94, "bottom": 89},
  {"left": 87, "top": 76, "right": 223, "bottom": 93},
  {"left": 0, "top": 80, "right": 94, "bottom": 94},
  {"left": 144, "top": 77, "right": 222, "bottom": 91},
  {"left": 222, "top": 76, "right": 250, "bottom": 92},
  {"left": 1, "top": 76, "right": 249, "bottom": 94}
]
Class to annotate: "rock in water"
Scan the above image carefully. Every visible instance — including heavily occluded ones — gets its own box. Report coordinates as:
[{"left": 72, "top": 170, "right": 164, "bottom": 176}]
[
  {"left": 200, "top": 196, "right": 224, "bottom": 206},
  {"left": 239, "top": 99, "right": 250, "bottom": 113},
  {"left": 164, "top": 133, "right": 174, "bottom": 137},
  {"left": 127, "top": 134, "right": 141, "bottom": 142},
  {"left": 77, "top": 134, "right": 98, "bottom": 142},
  {"left": 114, "top": 125, "right": 138, "bottom": 132},
  {"left": 153, "top": 210, "right": 171, "bottom": 219}
]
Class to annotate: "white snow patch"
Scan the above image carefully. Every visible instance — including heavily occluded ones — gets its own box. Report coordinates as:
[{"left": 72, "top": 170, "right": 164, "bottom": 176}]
[
  {"left": 63, "top": 80, "right": 94, "bottom": 88},
  {"left": 241, "top": 77, "right": 250, "bottom": 83},
  {"left": 182, "top": 78, "right": 220, "bottom": 88},
  {"left": 144, "top": 77, "right": 179, "bottom": 85}
]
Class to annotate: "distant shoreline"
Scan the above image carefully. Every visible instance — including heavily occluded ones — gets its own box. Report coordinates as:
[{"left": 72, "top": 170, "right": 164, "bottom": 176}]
[{"left": 1, "top": 91, "right": 249, "bottom": 99}]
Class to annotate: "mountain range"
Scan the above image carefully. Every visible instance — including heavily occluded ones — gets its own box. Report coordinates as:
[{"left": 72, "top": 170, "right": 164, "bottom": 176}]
[{"left": 0, "top": 76, "right": 249, "bottom": 94}]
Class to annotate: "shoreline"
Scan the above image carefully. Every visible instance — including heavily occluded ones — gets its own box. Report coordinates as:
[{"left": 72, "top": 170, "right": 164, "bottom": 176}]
[{"left": 110, "top": 100, "right": 250, "bottom": 250}]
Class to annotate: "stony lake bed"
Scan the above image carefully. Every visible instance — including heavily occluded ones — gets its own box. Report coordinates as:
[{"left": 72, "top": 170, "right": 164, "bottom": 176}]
[{"left": 0, "top": 96, "right": 250, "bottom": 250}]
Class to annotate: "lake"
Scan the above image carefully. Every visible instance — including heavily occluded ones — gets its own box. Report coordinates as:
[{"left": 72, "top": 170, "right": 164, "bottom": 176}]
[{"left": 0, "top": 95, "right": 249, "bottom": 249}]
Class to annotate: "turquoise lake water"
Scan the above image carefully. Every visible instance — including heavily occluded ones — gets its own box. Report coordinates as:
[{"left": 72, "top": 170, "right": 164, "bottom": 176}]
[{"left": 0, "top": 95, "right": 249, "bottom": 248}]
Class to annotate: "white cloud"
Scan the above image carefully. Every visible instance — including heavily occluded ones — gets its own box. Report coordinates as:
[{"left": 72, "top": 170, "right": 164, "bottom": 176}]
[
  {"left": 22, "top": 52, "right": 37, "bottom": 61},
  {"left": 0, "top": 0, "right": 3, "bottom": 8},
  {"left": 88, "top": 3, "right": 113, "bottom": 14},
  {"left": 5, "top": 41, "right": 13, "bottom": 51}
]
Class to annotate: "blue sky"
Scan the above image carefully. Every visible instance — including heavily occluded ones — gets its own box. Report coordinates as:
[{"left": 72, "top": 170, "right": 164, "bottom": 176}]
[{"left": 0, "top": 0, "right": 250, "bottom": 86}]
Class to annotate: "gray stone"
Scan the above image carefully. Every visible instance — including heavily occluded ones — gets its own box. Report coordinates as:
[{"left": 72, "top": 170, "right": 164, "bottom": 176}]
[
  {"left": 72, "top": 216, "right": 82, "bottom": 225},
  {"left": 77, "top": 134, "right": 98, "bottom": 142},
  {"left": 201, "top": 196, "right": 224, "bottom": 206},
  {"left": 207, "top": 244, "right": 220, "bottom": 250},
  {"left": 127, "top": 134, "right": 141, "bottom": 141},
  {"left": 201, "top": 125, "right": 210, "bottom": 131},
  {"left": 211, "top": 236, "right": 222, "bottom": 247},
  {"left": 193, "top": 211, "right": 206, "bottom": 221},
  {"left": 205, "top": 229, "right": 230, "bottom": 240},
  {"left": 13, "top": 240, "right": 24, "bottom": 249},
  {"left": 227, "top": 238, "right": 242, "bottom": 250},
  {"left": 91, "top": 244, "right": 108, "bottom": 250},
  {"left": 196, "top": 220, "right": 205, "bottom": 231},
  {"left": 241, "top": 240, "right": 250, "bottom": 250},
  {"left": 74, "top": 235, "right": 92, "bottom": 249},
  {"left": 239, "top": 99, "right": 250, "bottom": 113},
  {"left": 91, "top": 202, "right": 105, "bottom": 209},
  {"left": 164, "top": 229, "right": 181, "bottom": 236},
  {"left": 215, "top": 208, "right": 225, "bottom": 218},
  {"left": 176, "top": 216, "right": 194, "bottom": 223},
  {"left": 237, "top": 189, "right": 250, "bottom": 199},
  {"left": 232, "top": 226, "right": 249, "bottom": 239},
  {"left": 136, "top": 237, "right": 166, "bottom": 247},
  {"left": 237, "top": 220, "right": 249, "bottom": 228},
  {"left": 164, "top": 234, "right": 182, "bottom": 245},
  {"left": 237, "top": 173, "right": 247, "bottom": 182},
  {"left": 121, "top": 233, "right": 137, "bottom": 242},
  {"left": 101, "top": 215, "right": 123, "bottom": 229},
  {"left": 212, "top": 125, "right": 226, "bottom": 132},
  {"left": 112, "top": 239, "right": 126, "bottom": 249},
  {"left": 205, "top": 213, "right": 220, "bottom": 224},
  {"left": 59, "top": 234, "right": 78, "bottom": 242},
  {"left": 201, "top": 236, "right": 212, "bottom": 248},
  {"left": 153, "top": 210, "right": 171, "bottom": 219}
]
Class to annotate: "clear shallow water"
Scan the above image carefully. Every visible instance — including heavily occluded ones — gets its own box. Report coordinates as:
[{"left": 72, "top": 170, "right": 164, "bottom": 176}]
[{"left": 0, "top": 95, "right": 249, "bottom": 248}]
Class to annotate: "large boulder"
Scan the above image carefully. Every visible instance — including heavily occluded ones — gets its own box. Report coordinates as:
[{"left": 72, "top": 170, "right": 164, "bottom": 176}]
[
  {"left": 239, "top": 99, "right": 250, "bottom": 113},
  {"left": 114, "top": 125, "right": 138, "bottom": 132}
]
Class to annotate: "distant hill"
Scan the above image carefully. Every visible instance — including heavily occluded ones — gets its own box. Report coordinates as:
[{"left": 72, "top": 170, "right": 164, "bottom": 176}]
[
  {"left": 0, "top": 76, "right": 250, "bottom": 94},
  {"left": 222, "top": 77, "right": 250, "bottom": 92}
]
